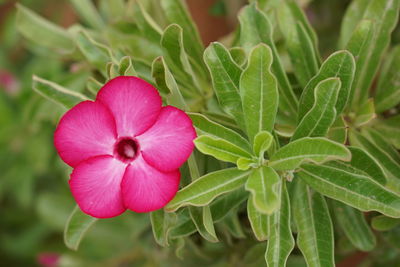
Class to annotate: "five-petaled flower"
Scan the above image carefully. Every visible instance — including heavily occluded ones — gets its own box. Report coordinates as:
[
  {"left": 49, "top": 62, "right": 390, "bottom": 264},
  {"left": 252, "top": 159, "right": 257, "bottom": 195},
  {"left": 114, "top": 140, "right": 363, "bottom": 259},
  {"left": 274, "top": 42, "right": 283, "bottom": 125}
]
[{"left": 54, "top": 76, "right": 196, "bottom": 218}]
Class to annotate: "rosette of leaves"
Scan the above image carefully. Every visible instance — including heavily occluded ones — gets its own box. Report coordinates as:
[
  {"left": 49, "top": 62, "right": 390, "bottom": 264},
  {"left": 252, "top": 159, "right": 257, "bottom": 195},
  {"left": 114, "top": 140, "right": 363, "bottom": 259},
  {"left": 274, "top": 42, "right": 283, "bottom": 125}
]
[{"left": 17, "top": 0, "right": 400, "bottom": 266}]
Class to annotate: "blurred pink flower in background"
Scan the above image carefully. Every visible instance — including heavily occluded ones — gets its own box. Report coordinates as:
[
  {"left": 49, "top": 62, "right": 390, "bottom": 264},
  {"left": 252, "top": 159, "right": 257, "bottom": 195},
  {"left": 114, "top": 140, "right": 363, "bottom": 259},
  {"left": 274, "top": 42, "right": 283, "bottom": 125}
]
[
  {"left": 37, "top": 253, "right": 60, "bottom": 267},
  {"left": 54, "top": 76, "right": 196, "bottom": 218},
  {"left": 0, "top": 69, "right": 20, "bottom": 96}
]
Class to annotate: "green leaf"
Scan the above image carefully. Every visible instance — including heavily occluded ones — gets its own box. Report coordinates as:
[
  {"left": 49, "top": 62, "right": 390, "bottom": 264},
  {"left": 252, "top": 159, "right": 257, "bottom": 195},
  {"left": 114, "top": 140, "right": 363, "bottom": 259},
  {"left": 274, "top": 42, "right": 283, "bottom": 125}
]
[
  {"left": 73, "top": 30, "right": 116, "bottom": 74},
  {"left": 375, "top": 45, "right": 400, "bottom": 112},
  {"left": 292, "top": 78, "right": 341, "bottom": 141},
  {"left": 237, "top": 157, "right": 258, "bottom": 171},
  {"left": 269, "top": 137, "right": 351, "bottom": 171},
  {"left": 333, "top": 200, "right": 376, "bottom": 251},
  {"left": 150, "top": 209, "right": 176, "bottom": 247},
  {"left": 353, "top": 98, "right": 376, "bottom": 127},
  {"left": 32, "top": 75, "right": 89, "bottom": 109},
  {"left": 230, "top": 47, "right": 247, "bottom": 66},
  {"left": 371, "top": 215, "right": 400, "bottom": 231},
  {"left": 327, "top": 116, "right": 347, "bottom": 144},
  {"left": 299, "top": 163, "right": 400, "bottom": 218},
  {"left": 64, "top": 206, "right": 97, "bottom": 250},
  {"left": 246, "top": 166, "right": 280, "bottom": 214},
  {"left": 204, "top": 42, "right": 245, "bottom": 129},
  {"left": 161, "top": 0, "right": 204, "bottom": 64},
  {"left": 161, "top": 24, "right": 204, "bottom": 95},
  {"left": 240, "top": 44, "right": 278, "bottom": 143},
  {"left": 346, "top": 0, "right": 400, "bottom": 106},
  {"left": 373, "top": 115, "right": 400, "bottom": 149},
  {"left": 165, "top": 168, "right": 250, "bottom": 212},
  {"left": 169, "top": 210, "right": 197, "bottom": 238},
  {"left": 86, "top": 77, "right": 103, "bottom": 95},
  {"left": 338, "top": 0, "right": 370, "bottom": 48},
  {"left": 118, "top": 56, "right": 137, "bottom": 76},
  {"left": 265, "top": 181, "right": 294, "bottom": 267},
  {"left": 298, "top": 51, "right": 355, "bottom": 121},
  {"left": 151, "top": 57, "right": 187, "bottom": 110},
  {"left": 194, "top": 136, "right": 253, "bottom": 164},
  {"left": 210, "top": 187, "right": 248, "bottom": 222},
  {"left": 69, "top": 0, "right": 105, "bottom": 29},
  {"left": 247, "top": 198, "right": 269, "bottom": 241},
  {"left": 238, "top": 4, "right": 298, "bottom": 118},
  {"left": 253, "top": 131, "right": 274, "bottom": 159},
  {"left": 189, "top": 206, "right": 218, "bottom": 242},
  {"left": 293, "top": 179, "right": 334, "bottom": 267},
  {"left": 189, "top": 113, "right": 252, "bottom": 153},
  {"left": 277, "top": 1, "right": 319, "bottom": 87},
  {"left": 16, "top": 4, "right": 74, "bottom": 53},
  {"left": 349, "top": 130, "right": 400, "bottom": 183},
  {"left": 133, "top": 0, "right": 162, "bottom": 44}
]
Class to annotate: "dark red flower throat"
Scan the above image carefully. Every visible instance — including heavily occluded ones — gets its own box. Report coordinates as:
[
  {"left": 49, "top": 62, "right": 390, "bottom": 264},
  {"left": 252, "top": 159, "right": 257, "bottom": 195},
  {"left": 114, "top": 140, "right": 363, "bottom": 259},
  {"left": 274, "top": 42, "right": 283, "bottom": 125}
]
[{"left": 114, "top": 137, "right": 139, "bottom": 163}]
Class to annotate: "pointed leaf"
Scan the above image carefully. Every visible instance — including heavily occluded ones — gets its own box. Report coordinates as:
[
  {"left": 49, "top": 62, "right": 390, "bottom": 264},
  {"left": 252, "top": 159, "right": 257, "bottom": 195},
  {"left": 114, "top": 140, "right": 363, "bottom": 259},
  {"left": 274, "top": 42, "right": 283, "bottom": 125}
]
[
  {"left": 32, "top": 75, "right": 89, "bottom": 109},
  {"left": 238, "top": 4, "right": 298, "bottom": 118},
  {"left": 165, "top": 168, "right": 250, "bottom": 212},
  {"left": 371, "top": 215, "right": 400, "bottom": 231},
  {"left": 64, "top": 206, "right": 97, "bottom": 250},
  {"left": 292, "top": 78, "right": 341, "bottom": 141},
  {"left": 293, "top": 179, "right": 334, "bottom": 267},
  {"left": 240, "top": 44, "right": 278, "bottom": 143},
  {"left": 150, "top": 209, "right": 177, "bottom": 247},
  {"left": 333, "top": 200, "right": 376, "bottom": 251},
  {"left": 204, "top": 42, "right": 245, "bottom": 128},
  {"left": 247, "top": 198, "right": 269, "bottom": 241},
  {"left": 189, "top": 206, "right": 218, "bottom": 242},
  {"left": 299, "top": 163, "right": 400, "bottom": 218},
  {"left": 298, "top": 51, "right": 355, "bottom": 121},
  {"left": 265, "top": 181, "right": 294, "bottom": 267},
  {"left": 269, "top": 137, "right": 351, "bottom": 171}
]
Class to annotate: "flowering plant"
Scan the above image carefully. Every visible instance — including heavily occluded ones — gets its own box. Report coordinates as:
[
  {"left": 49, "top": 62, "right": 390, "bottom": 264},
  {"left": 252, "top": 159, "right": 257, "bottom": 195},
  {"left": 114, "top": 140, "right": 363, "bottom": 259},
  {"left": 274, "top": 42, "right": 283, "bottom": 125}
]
[{"left": 14, "top": 0, "right": 400, "bottom": 265}]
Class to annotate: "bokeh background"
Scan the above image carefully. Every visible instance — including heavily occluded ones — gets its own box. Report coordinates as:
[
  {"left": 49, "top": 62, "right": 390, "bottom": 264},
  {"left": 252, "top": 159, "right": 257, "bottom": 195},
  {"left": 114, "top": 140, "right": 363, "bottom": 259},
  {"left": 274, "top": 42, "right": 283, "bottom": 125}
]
[{"left": 1, "top": 0, "right": 398, "bottom": 266}]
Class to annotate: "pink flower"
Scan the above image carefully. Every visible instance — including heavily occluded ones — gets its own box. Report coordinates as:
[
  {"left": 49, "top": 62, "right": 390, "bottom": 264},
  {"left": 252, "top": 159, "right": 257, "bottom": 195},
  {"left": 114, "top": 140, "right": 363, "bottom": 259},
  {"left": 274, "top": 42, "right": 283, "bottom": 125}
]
[
  {"left": 37, "top": 253, "right": 60, "bottom": 267},
  {"left": 54, "top": 76, "right": 196, "bottom": 218}
]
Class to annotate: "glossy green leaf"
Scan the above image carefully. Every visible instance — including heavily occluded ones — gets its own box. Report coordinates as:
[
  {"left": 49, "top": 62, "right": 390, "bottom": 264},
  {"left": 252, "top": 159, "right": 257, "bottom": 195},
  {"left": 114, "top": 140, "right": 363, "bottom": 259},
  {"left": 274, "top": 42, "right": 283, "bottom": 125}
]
[
  {"left": 189, "top": 113, "right": 252, "bottom": 152},
  {"left": 292, "top": 78, "right": 341, "bottom": 141},
  {"left": 371, "top": 215, "right": 400, "bottom": 231},
  {"left": 293, "top": 179, "right": 334, "bottom": 267},
  {"left": 240, "top": 44, "right": 278, "bottom": 143},
  {"left": 161, "top": 0, "right": 204, "bottom": 64},
  {"left": 375, "top": 45, "right": 400, "bottom": 112},
  {"left": 269, "top": 137, "right": 351, "bottom": 171},
  {"left": 69, "top": 0, "right": 105, "bottom": 29},
  {"left": 194, "top": 136, "right": 252, "bottom": 164},
  {"left": 238, "top": 4, "right": 298, "bottom": 118},
  {"left": 64, "top": 206, "right": 97, "bottom": 250},
  {"left": 16, "top": 4, "right": 74, "bottom": 53},
  {"left": 32, "top": 75, "right": 89, "bottom": 109},
  {"left": 298, "top": 51, "right": 355, "bottom": 121},
  {"left": 204, "top": 42, "right": 245, "bottom": 128},
  {"left": 333, "top": 200, "right": 376, "bottom": 251},
  {"left": 165, "top": 168, "right": 250, "bottom": 212},
  {"left": 299, "top": 163, "right": 400, "bottom": 218},
  {"left": 277, "top": 1, "right": 319, "bottom": 87},
  {"left": 253, "top": 131, "right": 274, "bottom": 159},
  {"left": 246, "top": 166, "right": 280, "bottom": 214},
  {"left": 346, "top": 0, "right": 400, "bottom": 106},
  {"left": 247, "top": 198, "right": 269, "bottom": 241},
  {"left": 265, "top": 181, "right": 294, "bottom": 267}
]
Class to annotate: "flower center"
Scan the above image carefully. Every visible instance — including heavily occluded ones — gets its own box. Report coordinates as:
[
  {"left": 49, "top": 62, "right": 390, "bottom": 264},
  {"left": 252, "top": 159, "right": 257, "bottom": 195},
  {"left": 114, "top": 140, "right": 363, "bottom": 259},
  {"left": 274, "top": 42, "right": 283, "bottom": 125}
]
[{"left": 114, "top": 137, "right": 139, "bottom": 163}]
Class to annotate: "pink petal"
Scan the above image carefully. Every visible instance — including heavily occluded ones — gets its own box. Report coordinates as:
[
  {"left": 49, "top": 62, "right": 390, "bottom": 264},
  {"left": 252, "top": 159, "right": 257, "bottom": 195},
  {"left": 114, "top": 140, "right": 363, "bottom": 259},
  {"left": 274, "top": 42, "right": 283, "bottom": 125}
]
[
  {"left": 121, "top": 155, "right": 180, "bottom": 213},
  {"left": 69, "top": 156, "right": 127, "bottom": 218},
  {"left": 136, "top": 106, "right": 196, "bottom": 172},
  {"left": 96, "top": 76, "right": 162, "bottom": 137},
  {"left": 54, "top": 101, "right": 117, "bottom": 167}
]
